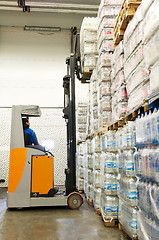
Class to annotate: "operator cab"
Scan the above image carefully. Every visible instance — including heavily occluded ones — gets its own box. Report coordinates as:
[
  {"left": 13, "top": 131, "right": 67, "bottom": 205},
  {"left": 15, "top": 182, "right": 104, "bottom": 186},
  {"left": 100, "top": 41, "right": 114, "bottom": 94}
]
[{"left": 7, "top": 105, "right": 83, "bottom": 209}]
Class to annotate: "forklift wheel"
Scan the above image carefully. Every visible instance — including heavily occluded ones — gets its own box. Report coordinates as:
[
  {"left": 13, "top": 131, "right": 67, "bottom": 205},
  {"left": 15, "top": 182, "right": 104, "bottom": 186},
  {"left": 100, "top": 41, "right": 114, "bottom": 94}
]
[{"left": 67, "top": 192, "right": 83, "bottom": 210}]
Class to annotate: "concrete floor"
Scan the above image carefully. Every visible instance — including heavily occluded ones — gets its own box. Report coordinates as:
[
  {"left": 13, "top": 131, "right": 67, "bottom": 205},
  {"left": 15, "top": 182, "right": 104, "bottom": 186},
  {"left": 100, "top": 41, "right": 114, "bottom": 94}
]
[{"left": 0, "top": 188, "right": 130, "bottom": 240}]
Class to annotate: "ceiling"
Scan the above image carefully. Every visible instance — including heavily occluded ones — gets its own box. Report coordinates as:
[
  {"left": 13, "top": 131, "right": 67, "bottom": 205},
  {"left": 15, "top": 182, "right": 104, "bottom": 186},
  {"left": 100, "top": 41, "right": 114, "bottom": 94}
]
[{"left": 0, "top": 0, "right": 100, "bottom": 15}]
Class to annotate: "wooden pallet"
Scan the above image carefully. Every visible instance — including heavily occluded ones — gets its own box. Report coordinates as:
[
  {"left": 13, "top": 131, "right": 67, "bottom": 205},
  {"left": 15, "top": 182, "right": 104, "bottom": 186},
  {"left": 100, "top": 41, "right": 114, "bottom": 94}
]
[
  {"left": 104, "top": 100, "right": 149, "bottom": 132},
  {"left": 114, "top": 0, "right": 141, "bottom": 47},
  {"left": 88, "top": 198, "right": 93, "bottom": 206},
  {"left": 119, "top": 222, "right": 138, "bottom": 240},
  {"left": 103, "top": 217, "right": 118, "bottom": 227},
  {"left": 100, "top": 208, "right": 118, "bottom": 227},
  {"left": 81, "top": 68, "right": 93, "bottom": 82},
  {"left": 95, "top": 207, "right": 101, "bottom": 216}
]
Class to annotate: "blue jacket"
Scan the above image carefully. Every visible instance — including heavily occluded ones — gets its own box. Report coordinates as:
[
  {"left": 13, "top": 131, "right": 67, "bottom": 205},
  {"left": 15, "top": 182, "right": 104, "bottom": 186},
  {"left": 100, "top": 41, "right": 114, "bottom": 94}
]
[{"left": 24, "top": 128, "right": 39, "bottom": 145}]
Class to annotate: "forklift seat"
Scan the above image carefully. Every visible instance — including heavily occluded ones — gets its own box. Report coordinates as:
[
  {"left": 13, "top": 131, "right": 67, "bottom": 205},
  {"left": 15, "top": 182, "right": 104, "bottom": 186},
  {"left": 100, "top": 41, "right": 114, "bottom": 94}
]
[{"left": 24, "top": 132, "right": 31, "bottom": 146}]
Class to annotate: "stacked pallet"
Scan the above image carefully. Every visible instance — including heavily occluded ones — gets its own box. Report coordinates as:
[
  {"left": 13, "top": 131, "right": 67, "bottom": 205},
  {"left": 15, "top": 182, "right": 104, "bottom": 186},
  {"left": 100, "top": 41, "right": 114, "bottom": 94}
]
[
  {"left": 91, "top": 135, "right": 102, "bottom": 213},
  {"left": 89, "top": 70, "right": 99, "bottom": 136},
  {"left": 101, "top": 131, "right": 119, "bottom": 227},
  {"left": 116, "top": 122, "right": 138, "bottom": 240},
  {"left": 97, "top": 53, "right": 112, "bottom": 132},
  {"left": 143, "top": 0, "right": 159, "bottom": 96},
  {"left": 98, "top": 0, "right": 122, "bottom": 53},
  {"left": 114, "top": 0, "right": 142, "bottom": 47},
  {"left": 76, "top": 143, "right": 85, "bottom": 192},
  {"left": 111, "top": 40, "right": 128, "bottom": 122},
  {"left": 77, "top": 103, "right": 88, "bottom": 142},
  {"left": 123, "top": 4, "right": 150, "bottom": 114},
  {"left": 97, "top": 0, "right": 122, "bottom": 131},
  {"left": 80, "top": 17, "right": 98, "bottom": 80}
]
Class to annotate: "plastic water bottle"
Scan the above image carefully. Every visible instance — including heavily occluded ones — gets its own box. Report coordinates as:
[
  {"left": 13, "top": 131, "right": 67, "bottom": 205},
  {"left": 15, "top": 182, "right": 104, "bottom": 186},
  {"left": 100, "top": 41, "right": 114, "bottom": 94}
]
[
  {"left": 150, "top": 218, "right": 159, "bottom": 240},
  {"left": 125, "top": 150, "right": 135, "bottom": 177},
  {"left": 87, "top": 169, "right": 93, "bottom": 184},
  {"left": 103, "top": 195, "right": 119, "bottom": 217},
  {"left": 107, "top": 131, "right": 117, "bottom": 151},
  {"left": 93, "top": 153, "right": 101, "bottom": 170},
  {"left": 87, "top": 139, "right": 92, "bottom": 155},
  {"left": 127, "top": 177, "right": 137, "bottom": 206},
  {"left": 126, "top": 122, "right": 136, "bottom": 148},
  {"left": 151, "top": 108, "right": 158, "bottom": 144},
  {"left": 129, "top": 207, "right": 138, "bottom": 235},
  {"left": 87, "top": 155, "right": 93, "bottom": 169},
  {"left": 148, "top": 149, "right": 156, "bottom": 180},
  {"left": 94, "top": 187, "right": 101, "bottom": 208},
  {"left": 157, "top": 109, "right": 159, "bottom": 144},
  {"left": 79, "top": 167, "right": 84, "bottom": 179},
  {"left": 136, "top": 115, "right": 143, "bottom": 145},
  {"left": 155, "top": 147, "right": 159, "bottom": 183},
  {"left": 87, "top": 184, "right": 93, "bottom": 200},
  {"left": 153, "top": 183, "right": 159, "bottom": 220},
  {"left": 102, "top": 134, "right": 107, "bottom": 152},
  {"left": 104, "top": 152, "right": 117, "bottom": 174},
  {"left": 143, "top": 112, "right": 152, "bottom": 144},
  {"left": 117, "top": 151, "right": 124, "bottom": 175},
  {"left": 92, "top": 135, "right": 102, "bottom": 153},
  {"left": 141, "top": 148, "right": 149, "bottom": 178},
  {"left": 137, "top": 179, "right": 142, "bottom": 211},
  {"left": 93, "top": 170, "right": 101, "bottom": 188},
  {"left": 134, "top": 150, "right": 142, "bottom": 177},
  {"left": 104, "top": 173, "right": 117, "bottom": 195}
]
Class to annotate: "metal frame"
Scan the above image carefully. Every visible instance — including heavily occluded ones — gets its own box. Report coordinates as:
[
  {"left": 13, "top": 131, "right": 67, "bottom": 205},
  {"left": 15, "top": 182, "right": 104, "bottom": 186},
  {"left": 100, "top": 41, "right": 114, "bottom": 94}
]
[{"left": 63, "top": 30, "right": 81, "bottom": 196}]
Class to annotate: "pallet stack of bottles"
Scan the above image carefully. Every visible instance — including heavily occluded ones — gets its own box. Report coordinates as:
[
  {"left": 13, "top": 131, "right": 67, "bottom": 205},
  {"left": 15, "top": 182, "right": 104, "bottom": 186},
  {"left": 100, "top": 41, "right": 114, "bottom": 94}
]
[
  {"left": 111, "top": 40, "right": 127, "bottom": 122},
  {"left": 80, "top": 17, "right": 98, "bottom": 73},
  {"left": 143, "top": 0, "right": 159, "bottom": 96},
  {"left": 91, "top": 135, "right": 102, "bottom": 211},
  {"left": 100, "top": 131, "right": 119, "bottom": 223},
  {"left": 123, "top": 2, "right": 150, "bottom": 114},
  {"left": 97, "top": 53, "right": 112, "bottom": 131},
  {"left": 77, "top": 103, "right": 88, "bottom": 142},
  {"left": 135, "top": 108, "right": 159, "bottom": 240},
  {"left": 97, "top": 0, "right": 122, "bottom": 53},
  {"left": 117, "top": 122, "right": 138, "bottom": 239},
  {"left": 85, "top": 138, "right": 94, "bottom": 204},
  {"left": 97, "top": 0, "right": 122, "bottom": 130},
  {"left": 89, "top": 70, "right": 99, "bottom": 135},
  {"left": 76, "top": 142, "right": 85, "bottom": 192}
]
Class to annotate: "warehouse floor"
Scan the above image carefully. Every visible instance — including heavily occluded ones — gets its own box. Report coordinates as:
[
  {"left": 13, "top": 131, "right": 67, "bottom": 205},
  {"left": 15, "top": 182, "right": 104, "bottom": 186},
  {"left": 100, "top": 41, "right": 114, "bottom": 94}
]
[{"left": 0, "top": 188, "right": 130, "bottom": 240}]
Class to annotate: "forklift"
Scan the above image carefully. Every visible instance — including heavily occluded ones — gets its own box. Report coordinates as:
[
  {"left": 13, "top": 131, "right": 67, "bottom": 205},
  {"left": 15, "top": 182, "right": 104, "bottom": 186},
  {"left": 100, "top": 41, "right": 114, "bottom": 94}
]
[{"left": 7, "top": 28, "right": 83, "bottom": 210}]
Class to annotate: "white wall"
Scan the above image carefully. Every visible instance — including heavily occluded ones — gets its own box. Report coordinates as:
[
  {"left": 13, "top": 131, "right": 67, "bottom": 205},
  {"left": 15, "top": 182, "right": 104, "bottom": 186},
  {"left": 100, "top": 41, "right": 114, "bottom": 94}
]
[
  {"left": 0, "top": 10, "right": 89, "bottom": 187},
  {"left": 0, "top": 27, "right": 70, "bottom": 107}
]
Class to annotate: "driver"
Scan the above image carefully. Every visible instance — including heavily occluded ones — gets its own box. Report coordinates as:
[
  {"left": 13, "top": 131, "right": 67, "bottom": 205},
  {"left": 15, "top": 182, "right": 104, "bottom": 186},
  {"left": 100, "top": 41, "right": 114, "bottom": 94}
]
[{"left": 22, "top": 117, "right": 39, "bottom": 145}]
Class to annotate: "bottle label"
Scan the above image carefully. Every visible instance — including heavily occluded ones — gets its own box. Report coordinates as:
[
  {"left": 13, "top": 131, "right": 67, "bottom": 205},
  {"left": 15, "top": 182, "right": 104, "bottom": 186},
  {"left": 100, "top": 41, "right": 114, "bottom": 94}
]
[
  {"left": 104, "top": 206, "right": 118, "bottom": 213},
  {"left": 105, "top": 184, "right": 117, "bottom": 191},
  {"left": 128, "top": 191, "right": 137, "bottom": 200},
  {"left": 125, "top": 162, "right": 134, "bottom": 171},
  {"left": 105, "top": 184, "right": 112, "bottom": 190},
  {"left": 130, "top": 220, "right": 138, "bottom": 230},
  {"left": 105, "top": 162, "right": 113, "bottom": 168}
]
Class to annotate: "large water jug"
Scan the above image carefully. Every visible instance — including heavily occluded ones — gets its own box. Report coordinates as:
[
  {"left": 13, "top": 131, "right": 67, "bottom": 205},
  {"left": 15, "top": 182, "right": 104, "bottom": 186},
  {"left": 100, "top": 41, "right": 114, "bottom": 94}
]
[
  {"left": 124, "top": 150, "right": 135, "bottom": 177},
  {"left": 104, "top": 173, "right": 117, "bottom": 196},
  {"left": 103, "top": 195, "right": 119, "bottom": 218}
]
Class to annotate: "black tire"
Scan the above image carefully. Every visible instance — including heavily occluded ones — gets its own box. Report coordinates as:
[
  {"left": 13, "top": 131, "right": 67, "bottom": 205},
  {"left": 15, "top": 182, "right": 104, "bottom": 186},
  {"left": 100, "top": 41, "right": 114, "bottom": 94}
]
[{"left": 67, "top": 192, "right": 83, "bottom": 210}]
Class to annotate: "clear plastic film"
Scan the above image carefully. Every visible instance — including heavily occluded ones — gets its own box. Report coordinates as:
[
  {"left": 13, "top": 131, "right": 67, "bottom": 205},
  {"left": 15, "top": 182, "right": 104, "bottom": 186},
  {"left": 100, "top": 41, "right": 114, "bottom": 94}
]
[
  {"left": 144, "top": 28, "right": 159, "bottom": 68},
  {"left": 143, "top": 0, "right": 159, "bottom": 44},
  {"left": 126, "top": 61, "right": 150, "bottom": 96},
  {"left": 127, "top": 81, "right": 150, "bottom": 113},
  {"left": 101, "top": 193, "right": 119, "bottom": 218},
  {"left": 94, "top": 187, "right": 101, "bottom": 208},
  {"left": 119, "top": 198, "right": 138, "bottom": 237},
  {"left": 150, "top": 60, "right": 159, "bottom": 94}
]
